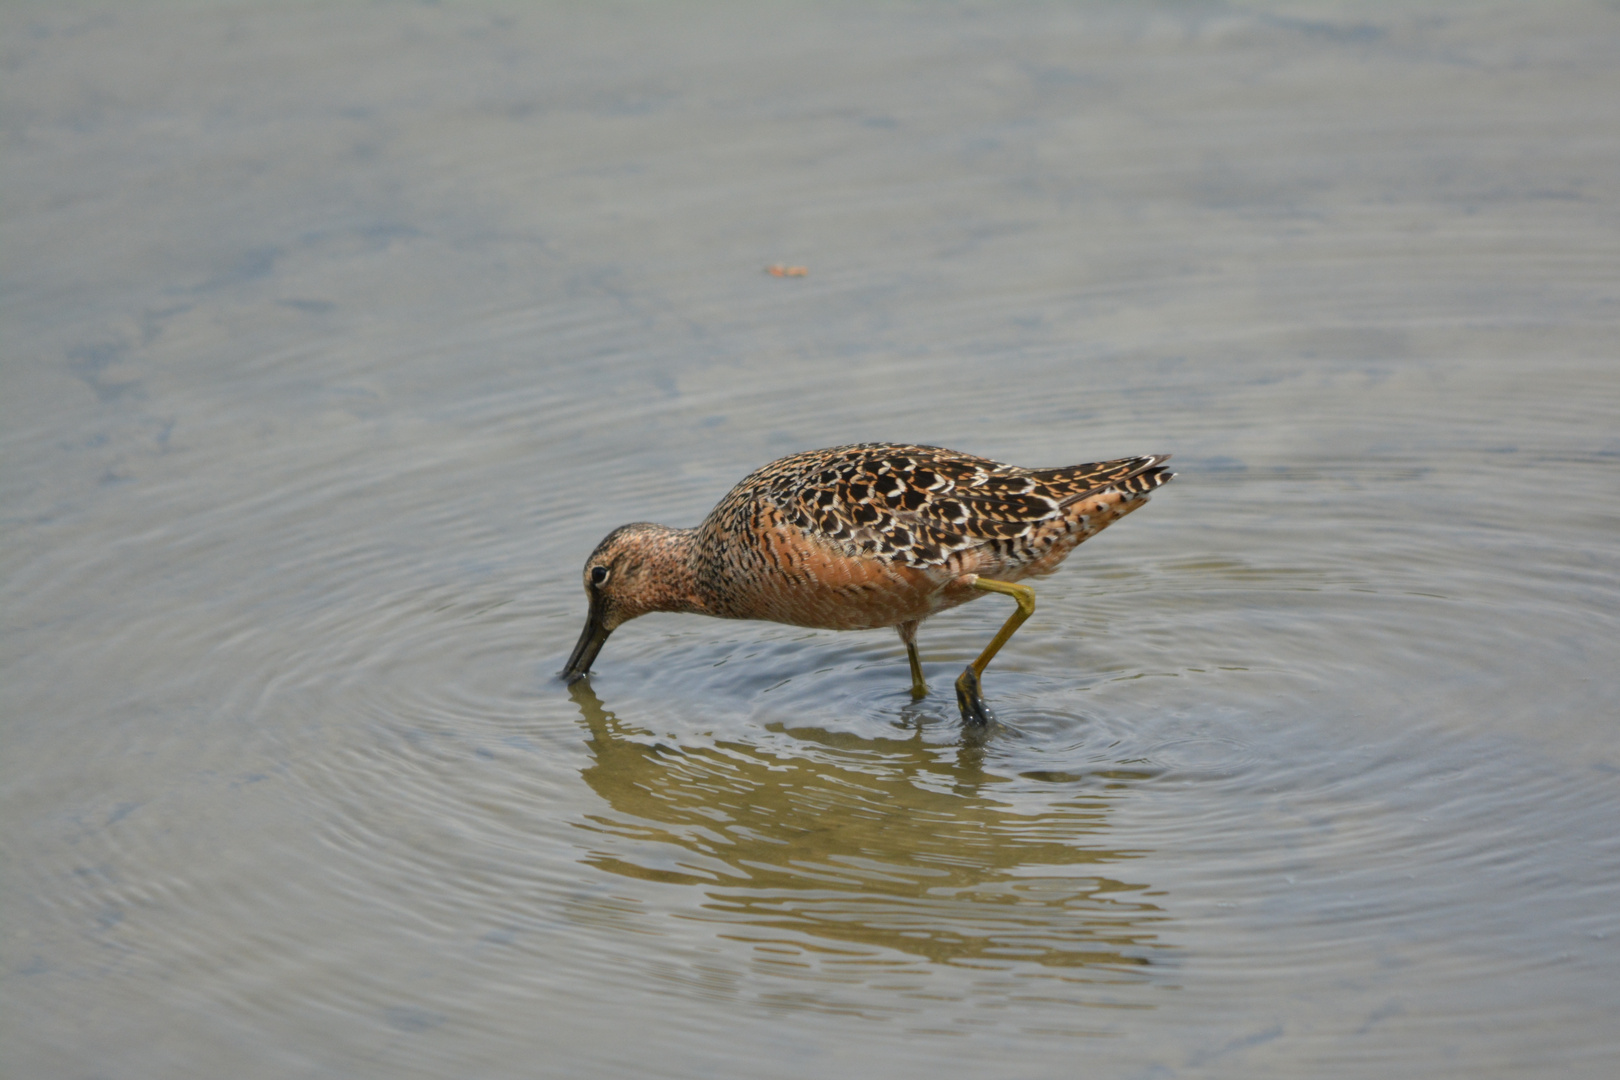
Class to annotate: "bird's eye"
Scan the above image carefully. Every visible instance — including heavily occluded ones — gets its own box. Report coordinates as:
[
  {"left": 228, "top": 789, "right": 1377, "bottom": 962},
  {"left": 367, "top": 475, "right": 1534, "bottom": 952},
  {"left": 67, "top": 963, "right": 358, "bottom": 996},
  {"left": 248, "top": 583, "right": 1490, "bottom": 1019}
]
[{"left": 589, "top": 566, "right": 610, "bottom": 586}]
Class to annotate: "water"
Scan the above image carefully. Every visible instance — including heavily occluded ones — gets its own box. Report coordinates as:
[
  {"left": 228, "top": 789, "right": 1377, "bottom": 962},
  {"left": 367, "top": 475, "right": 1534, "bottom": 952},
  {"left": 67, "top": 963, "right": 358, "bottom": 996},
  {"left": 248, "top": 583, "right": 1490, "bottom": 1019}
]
[{"left": 4, "top": 2, "right": 1619, "bottom": 1076}]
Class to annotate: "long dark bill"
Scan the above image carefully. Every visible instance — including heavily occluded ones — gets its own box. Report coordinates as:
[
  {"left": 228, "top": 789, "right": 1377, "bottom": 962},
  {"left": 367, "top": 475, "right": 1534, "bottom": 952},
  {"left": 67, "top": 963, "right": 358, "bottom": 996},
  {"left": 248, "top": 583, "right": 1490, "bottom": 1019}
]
[{"left": 560, "top": 597, "right": 613, "bottom": 682}]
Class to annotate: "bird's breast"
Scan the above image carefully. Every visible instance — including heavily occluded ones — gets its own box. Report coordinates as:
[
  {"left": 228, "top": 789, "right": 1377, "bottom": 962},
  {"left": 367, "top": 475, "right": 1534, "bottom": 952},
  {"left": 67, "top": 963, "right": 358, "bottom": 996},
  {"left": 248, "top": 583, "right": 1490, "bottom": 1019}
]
[{"left": 698, "top": 522, "right": 958, "bottom": 631}]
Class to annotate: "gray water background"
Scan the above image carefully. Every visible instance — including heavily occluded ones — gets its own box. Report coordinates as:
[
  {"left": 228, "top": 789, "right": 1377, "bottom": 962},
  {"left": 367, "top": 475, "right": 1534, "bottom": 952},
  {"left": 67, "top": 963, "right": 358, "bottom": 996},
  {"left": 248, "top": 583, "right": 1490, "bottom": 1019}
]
[{"left": 4, "top": 2, "right": 1619, "bottom": 1077}]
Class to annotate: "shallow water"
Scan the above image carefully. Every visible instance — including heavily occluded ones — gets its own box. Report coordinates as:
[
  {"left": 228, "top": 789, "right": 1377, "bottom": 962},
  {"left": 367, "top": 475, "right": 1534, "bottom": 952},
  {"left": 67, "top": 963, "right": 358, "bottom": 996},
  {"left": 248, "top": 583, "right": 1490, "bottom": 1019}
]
[{"left": 4, "top": 2, "right": 1619, "bottom": 1076}]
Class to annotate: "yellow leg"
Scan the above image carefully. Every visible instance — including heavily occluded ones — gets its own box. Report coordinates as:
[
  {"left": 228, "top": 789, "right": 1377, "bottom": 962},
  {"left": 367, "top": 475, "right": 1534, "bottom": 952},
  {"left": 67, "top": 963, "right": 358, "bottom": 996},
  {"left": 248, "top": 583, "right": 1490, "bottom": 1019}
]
[
  {"left": 954, "top": 578, "right": 1036, "bottom": 725},
  {"left": 896, "top": 620, "right": 927, "bottom": 698}
]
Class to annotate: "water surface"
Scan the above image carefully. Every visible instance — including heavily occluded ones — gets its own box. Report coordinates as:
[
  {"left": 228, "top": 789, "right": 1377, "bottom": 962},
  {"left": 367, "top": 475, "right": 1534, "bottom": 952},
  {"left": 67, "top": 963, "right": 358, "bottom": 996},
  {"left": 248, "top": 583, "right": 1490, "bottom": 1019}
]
[{"left": 4, "top": 3, "right": 1619, "bottom": 1077}]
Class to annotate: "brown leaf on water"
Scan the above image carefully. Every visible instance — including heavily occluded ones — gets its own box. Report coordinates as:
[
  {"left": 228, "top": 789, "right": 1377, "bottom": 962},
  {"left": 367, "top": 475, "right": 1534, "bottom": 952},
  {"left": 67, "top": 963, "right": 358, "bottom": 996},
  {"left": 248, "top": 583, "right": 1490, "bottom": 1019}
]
[{"left": 764, "top": 264, "right": 808, "bottom": 277}]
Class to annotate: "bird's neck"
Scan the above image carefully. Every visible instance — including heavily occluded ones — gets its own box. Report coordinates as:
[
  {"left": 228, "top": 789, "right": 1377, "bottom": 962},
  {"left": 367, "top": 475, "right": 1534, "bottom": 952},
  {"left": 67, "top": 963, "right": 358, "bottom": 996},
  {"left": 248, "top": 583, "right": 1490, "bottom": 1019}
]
[{"left": 629, "top": 525, "right": 710, "bottom": 617}]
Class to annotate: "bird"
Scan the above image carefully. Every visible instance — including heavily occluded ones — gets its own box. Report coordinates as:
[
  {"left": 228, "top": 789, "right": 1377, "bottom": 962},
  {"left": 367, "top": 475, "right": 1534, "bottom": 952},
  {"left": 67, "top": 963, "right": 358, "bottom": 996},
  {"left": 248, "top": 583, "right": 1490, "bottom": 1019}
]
[{"left": 561, "top": 443, "right": 1173, "bottom": 724}]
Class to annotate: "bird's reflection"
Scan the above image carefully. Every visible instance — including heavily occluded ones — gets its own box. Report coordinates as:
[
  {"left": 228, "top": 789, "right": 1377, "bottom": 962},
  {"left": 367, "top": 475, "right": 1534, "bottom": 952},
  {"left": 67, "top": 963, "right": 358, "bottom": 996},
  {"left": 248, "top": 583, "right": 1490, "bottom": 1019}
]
[{"left": 569, "top": 680, "right": 1172, "bottom": 973}]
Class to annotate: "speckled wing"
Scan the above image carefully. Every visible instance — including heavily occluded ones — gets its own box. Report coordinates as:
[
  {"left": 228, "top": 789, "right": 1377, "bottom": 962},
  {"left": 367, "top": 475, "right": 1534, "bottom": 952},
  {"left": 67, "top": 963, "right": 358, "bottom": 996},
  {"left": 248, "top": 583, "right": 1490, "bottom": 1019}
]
[{"left": 768, "top": 443, "right": 1172, "bottom": 570}]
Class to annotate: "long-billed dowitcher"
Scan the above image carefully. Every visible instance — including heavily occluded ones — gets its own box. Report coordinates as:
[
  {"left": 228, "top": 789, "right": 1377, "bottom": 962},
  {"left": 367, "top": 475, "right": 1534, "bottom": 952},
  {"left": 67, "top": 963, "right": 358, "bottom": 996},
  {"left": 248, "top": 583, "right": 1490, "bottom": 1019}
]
[{"left": 561, "top": 443, "right": 1173, "bottom": 724}]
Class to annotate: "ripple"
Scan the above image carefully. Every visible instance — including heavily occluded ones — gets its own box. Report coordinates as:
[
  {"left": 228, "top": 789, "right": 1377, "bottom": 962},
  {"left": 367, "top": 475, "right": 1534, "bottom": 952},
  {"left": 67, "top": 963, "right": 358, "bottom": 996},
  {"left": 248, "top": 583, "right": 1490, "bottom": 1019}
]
[{"left": 7, "top": 3, "right": 1620, "bottom": 1076}]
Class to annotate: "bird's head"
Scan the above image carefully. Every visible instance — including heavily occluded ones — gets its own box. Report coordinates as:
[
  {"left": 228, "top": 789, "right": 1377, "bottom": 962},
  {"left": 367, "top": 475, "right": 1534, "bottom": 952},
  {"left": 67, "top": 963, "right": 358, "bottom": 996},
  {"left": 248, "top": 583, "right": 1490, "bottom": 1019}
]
[{"left": 560, "top": 523, "right": 697, "bottom": 681}]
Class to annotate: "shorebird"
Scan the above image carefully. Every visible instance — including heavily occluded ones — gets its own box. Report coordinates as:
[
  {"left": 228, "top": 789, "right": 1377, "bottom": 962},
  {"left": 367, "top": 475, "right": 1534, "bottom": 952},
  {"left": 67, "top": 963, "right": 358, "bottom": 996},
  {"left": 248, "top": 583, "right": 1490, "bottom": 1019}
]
[{"left": 561, "top": 443, "right": 1172, "bottom": 724}]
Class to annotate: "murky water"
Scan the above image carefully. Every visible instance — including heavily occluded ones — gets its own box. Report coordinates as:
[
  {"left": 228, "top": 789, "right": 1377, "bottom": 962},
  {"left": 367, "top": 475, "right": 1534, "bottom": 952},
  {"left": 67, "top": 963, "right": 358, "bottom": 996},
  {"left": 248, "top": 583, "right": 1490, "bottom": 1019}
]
[{"left": 4, "top": 2, "right": 1619, "bottom": 1076}]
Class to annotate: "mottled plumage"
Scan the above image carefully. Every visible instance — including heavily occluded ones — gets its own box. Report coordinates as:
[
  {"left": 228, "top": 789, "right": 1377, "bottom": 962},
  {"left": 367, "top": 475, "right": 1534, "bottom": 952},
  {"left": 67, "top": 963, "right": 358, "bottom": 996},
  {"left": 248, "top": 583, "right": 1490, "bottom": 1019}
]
[{"left": 563, "top": 443, "right": 1173, "bottom": 724}]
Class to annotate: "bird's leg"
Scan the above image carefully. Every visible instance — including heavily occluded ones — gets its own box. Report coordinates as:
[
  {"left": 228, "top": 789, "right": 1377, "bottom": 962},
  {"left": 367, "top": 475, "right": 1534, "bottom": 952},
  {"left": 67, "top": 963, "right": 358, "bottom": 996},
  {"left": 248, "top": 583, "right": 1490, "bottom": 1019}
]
[
  {"left": 896, "top": 620, "right": 927, "bottom": 698},
  {"left": 955, "top": 577, "right": 1036, "bottom": 726}
]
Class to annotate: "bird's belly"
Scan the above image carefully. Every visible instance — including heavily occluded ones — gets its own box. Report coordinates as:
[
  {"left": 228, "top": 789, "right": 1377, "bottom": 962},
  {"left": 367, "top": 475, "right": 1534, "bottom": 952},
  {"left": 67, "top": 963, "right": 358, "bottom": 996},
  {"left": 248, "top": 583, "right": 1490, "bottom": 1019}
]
[{"left": 724, "top": 556, "right": 955, "bottom": 631}]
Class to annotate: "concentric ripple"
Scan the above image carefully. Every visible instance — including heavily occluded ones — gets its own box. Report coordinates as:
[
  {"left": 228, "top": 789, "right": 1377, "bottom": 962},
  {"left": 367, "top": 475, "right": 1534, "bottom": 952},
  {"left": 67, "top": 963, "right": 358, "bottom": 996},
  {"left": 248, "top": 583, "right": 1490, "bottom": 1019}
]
[{"left": 6, "top": 3, "right": 1620, "bottom": 1078}]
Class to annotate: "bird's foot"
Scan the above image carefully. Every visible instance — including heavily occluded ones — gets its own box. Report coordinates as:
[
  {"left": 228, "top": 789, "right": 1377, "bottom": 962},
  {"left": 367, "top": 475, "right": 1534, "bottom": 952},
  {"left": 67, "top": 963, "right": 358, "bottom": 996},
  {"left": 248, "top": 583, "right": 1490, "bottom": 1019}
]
[{"left": 954, "top": 666, "right": 992, "bottom": 726}]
